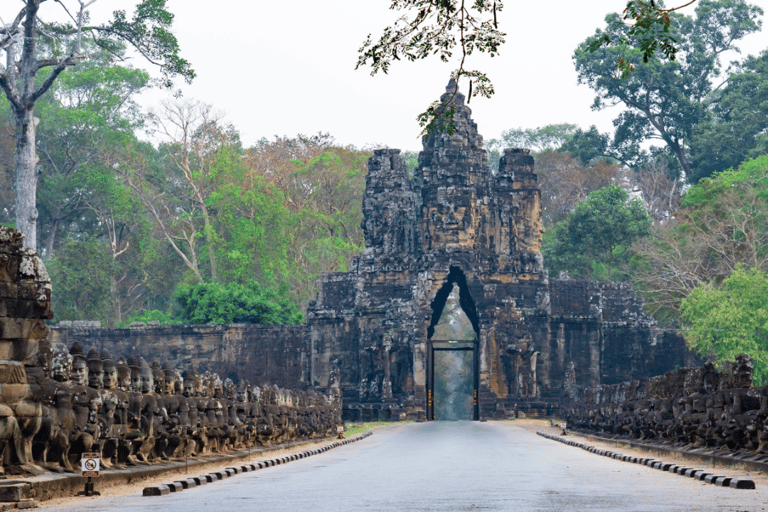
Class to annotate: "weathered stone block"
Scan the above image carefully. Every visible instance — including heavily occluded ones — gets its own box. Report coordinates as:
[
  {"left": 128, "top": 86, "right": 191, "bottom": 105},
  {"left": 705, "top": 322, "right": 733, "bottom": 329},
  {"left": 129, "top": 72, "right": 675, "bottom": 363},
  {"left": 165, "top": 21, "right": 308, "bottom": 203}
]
[{"left": 0, "top": 483, "right": 29, "bottom": 502}]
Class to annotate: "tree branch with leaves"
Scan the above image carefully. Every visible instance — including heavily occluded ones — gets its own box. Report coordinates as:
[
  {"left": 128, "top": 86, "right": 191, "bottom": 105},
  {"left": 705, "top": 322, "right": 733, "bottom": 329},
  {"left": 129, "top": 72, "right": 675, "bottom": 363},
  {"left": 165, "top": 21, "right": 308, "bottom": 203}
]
[{"left": 356, "top": 0, "right": 504, "bottom": 136}]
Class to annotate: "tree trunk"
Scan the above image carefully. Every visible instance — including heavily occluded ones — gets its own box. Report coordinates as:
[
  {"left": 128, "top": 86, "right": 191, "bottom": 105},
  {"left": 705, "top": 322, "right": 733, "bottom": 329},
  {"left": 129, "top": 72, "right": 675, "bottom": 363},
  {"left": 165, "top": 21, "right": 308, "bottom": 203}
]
[
  {"left": 43, "top": 215, "right": 60, "bottom": 259},
  {"left": 14, "top": 108, "right": 39, "bottom": 251}
]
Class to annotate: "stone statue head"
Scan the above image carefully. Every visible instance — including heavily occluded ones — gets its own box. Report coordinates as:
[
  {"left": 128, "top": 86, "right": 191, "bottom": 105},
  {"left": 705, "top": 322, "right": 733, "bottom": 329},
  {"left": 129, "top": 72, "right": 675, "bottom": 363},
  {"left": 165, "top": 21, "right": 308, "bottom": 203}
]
[
  {"left": 139, "top": 358, "right": 153, "bottom": 394},
  {"left": 223, "top": 378, "right": 236, "bottom": 401},
  {"left": 128, "top": 357, "right": 142, "bottom": 393},
  {"left": 87, "top": 348, "right": 104, "bottom": 389},
  {"left": 51, "top": 342, "right": 72, "bottom": 383},
  {"left": 151, "top": 361, "right": 165, "bottom": 394},
  {"left": 34, "top": 338, "right": 53, "bottom": 378},
  {"left": 236, "top": 379, "right": 251, "bottom": 403},
  {"left": 102, "top": 350, "right": 118, "bottom": 390},
  {"left": 116, "top": 356, "right": 131, "bottom": 391},
  {"left": 734, "top": 354, "right": 754, "bottom": 388},
  {"left": 182, "top": 369, "right": 197, "bottom": 397},
  {"left": 163, "top": 363, "right": 177, "bottom": 395},
  {"left": 70, "top": 343, "right": 88, "bottom": 386}
]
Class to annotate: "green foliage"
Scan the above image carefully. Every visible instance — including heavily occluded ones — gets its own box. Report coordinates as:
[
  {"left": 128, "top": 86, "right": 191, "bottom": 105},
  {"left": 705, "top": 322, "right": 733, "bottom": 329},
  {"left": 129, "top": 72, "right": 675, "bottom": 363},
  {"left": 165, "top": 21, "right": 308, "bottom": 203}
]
[
  {"left": 401, "top": 151, "right": 419, "bottom": 176},
  {"left": 633, "top": 155, "right": 768, "bottom": 323},
  {"left": 558, "top": 125, "right": 613, "bottom": 166},
  {"left": 688, "top": 50, "right": 768, "bottom": 183},
  {"left": 681, "top": 266, "right": 768, "bottom": 384},
  {"left": 682, "top": 155, "right": 768, "bottom": 207},
  {"left": 356, "top": 1, "right": 504, "bottom": 136},
  {"left": 588, "top": 0, "right": 686, "bottom": 77},
  {"left": 542, "top": 184, "right": 652, "bottom": 280},
  {"left": 574, "top": 0, "right": 763, "bottom": 179},
  {"left": 174, "top": 281, "right": 304, "bottom": 325},
  {"left": 491, "top": 124, "right": 578, "bottom": 153},
  {"left": 47, "top": 237, "right": 118, "bottom": 324},
  {"left": 119, "top": 309, "right": 179, "bottom": 327},
  {"left": 105, "top": 0, "right": 195, "bottom": 87},
  {"left": 209, "top": 172, "right": 293, "bottom": 286},
  {"left": 487, "top": 123, "right": 579, "bottom": 171}
]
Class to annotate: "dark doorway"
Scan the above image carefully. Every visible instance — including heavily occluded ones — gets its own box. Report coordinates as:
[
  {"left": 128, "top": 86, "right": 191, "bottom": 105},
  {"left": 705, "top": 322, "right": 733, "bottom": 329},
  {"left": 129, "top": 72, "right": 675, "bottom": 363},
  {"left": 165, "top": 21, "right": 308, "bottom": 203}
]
[
  {"left": 433, "top": 349, "right": 474, "bottom": 420},
  {"left": 425, "top": 268, "right": 480, "bottom": 420},
  {"left": 428, "top": 340, "right": 479, "bottom": 420}
]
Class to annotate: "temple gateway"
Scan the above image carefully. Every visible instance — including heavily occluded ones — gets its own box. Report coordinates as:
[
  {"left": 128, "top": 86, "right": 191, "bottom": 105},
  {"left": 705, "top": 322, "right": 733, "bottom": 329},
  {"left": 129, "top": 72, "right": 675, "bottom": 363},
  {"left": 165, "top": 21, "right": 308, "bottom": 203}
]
[{"left": 307, "top": 82, "right": 694, "bottom": 420}]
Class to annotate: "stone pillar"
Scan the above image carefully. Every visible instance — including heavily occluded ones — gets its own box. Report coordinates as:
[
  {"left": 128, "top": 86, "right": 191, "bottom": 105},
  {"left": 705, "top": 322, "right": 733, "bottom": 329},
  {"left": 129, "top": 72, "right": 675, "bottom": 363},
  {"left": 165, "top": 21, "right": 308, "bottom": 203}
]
[{"left": 0, "top": 226, "right": 53, "bottom": 471}]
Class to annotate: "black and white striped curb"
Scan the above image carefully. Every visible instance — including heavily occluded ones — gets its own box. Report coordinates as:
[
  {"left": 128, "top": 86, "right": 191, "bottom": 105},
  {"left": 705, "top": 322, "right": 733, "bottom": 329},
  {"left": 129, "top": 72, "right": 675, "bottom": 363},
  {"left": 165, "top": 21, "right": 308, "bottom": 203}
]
[
  {"left": 537, "top": 431, "right": 755, "bottom": 490},
  {"left": 143, "top": 432, "right": 373, "bottom": 496}
]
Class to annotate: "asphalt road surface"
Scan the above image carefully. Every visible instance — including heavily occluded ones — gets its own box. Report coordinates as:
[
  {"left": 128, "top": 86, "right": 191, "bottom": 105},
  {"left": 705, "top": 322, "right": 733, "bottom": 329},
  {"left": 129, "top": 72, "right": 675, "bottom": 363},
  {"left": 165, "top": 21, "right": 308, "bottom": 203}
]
[{"left": 42, "top": 421, "right": 767, "bottom": 512}]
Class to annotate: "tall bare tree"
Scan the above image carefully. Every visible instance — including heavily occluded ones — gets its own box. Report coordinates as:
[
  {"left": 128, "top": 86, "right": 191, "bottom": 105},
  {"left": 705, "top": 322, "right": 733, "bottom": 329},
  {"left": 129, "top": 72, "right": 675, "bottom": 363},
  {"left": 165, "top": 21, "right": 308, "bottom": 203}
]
[{"left": 0, "top": 0, "right": 193, "bottom": 250}]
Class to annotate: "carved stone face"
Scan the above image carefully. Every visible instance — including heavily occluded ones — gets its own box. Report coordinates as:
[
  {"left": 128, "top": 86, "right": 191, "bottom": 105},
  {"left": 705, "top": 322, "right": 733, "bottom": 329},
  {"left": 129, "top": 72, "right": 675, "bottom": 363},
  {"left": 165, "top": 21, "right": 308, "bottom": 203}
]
[
  {"left": 117, "top": 367, "right": 131, "bottom": 391},
  {"left": 88, "top": 367, "right": 104, "bottom": 389},
  {"left": 163, "top": 372, "right": 176, "bottom": 395},
  {"left": 52, "top": 350, "right": 72, "bottom": 383},
  {"left": 153, "top": 371, "right": 165, "bottom": 394},
  {"left": 103, "top": 366, "right": 118, "bottom": 389},
  {"left": 131, "top": 369, "right": 142, "bottom": 393},
  {"left": 182, "top": 378, "right": 195, "bottom": 397},
  {"left": 140, "top": 371, "right": 153, "bottom": 394},
  {"left": 71, "top": 359, "right": 88, "bottom": 386}
]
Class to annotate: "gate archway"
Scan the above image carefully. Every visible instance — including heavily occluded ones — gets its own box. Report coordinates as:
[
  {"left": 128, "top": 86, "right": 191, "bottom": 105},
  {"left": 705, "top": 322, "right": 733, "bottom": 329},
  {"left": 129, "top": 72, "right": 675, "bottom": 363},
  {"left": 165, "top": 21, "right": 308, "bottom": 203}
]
[{"left": 425, "top": 266, "right": 480, "bottom": 421}]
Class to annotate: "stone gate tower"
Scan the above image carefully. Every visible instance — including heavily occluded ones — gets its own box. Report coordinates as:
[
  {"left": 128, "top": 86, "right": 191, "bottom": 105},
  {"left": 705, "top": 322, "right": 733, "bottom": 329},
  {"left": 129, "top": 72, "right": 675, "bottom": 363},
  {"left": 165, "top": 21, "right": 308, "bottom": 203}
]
[{"left": 307, "top": 81, "right": 692, "bottom": 420}]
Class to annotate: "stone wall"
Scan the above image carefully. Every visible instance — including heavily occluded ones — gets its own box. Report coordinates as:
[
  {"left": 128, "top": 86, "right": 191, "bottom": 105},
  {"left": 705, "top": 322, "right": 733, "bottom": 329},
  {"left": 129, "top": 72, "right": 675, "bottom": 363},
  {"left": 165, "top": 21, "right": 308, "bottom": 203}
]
[
  {"left": 50, "top": 323, "right": 309, "bottom": 390},
  {"left": 562, "top": 355, "right": 767, "bottom": 457}
]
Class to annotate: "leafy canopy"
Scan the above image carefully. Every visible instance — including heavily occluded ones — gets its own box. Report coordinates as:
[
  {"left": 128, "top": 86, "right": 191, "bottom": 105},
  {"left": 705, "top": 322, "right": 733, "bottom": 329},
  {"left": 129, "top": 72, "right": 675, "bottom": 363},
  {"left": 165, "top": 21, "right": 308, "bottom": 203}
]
[
  {"left": 681, "top": 265, "right": 768, "bottom": 385},
  {"left": 588, "top": 0, "right": 697, "bottom": 77},
  {"left": 574, "top": 0, "right": 763, "bottom": 180},
  {"left": 174, "top": 281, "right": 304, "bottom": 325},
  {"left": 542, "top": 184, "right": 652, "bottom": 280}
]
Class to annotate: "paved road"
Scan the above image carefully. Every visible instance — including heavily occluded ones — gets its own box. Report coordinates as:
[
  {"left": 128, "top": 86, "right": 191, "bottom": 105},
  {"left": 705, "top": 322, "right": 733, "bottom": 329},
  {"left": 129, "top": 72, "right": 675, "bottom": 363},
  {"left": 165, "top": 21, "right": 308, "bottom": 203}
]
[{"left": 42, "top": 422, "right": 766, "bottom": 511}]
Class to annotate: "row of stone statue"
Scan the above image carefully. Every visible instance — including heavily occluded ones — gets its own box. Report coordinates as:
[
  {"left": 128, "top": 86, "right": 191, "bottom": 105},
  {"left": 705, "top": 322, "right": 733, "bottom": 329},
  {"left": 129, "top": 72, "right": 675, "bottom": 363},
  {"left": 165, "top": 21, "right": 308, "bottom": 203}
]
[
  {"left": 561, "top": 354, "right": 768, "bottom": 455},
  {"left": 4, "top": 340, "right": 340, "bottom": 475}
]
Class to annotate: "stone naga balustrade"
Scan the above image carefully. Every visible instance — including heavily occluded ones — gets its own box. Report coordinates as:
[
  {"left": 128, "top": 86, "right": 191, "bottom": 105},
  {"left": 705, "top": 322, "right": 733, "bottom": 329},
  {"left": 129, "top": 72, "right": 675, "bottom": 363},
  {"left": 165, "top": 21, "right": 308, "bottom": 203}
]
[
  {"left": 561, "top": 354, "right": 768, "bottom": 455},
  {"left": 0, "top": 227, "right": 341, "bottom": 476}
]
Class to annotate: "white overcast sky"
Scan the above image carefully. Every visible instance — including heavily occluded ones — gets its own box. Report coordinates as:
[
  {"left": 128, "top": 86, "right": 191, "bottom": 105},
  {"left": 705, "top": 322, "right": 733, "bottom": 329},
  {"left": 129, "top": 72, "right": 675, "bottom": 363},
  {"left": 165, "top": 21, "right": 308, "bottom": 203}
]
[{"left": 20, "top": 0, "right": 768, "bottom": 151}]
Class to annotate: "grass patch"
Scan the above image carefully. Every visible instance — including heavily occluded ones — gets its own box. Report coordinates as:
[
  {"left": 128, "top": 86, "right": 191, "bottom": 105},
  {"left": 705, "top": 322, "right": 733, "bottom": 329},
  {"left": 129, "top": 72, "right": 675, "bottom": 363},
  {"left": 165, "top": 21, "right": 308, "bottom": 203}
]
[{"left": 341, "top": 421, "right": 407, "bottom": 438}]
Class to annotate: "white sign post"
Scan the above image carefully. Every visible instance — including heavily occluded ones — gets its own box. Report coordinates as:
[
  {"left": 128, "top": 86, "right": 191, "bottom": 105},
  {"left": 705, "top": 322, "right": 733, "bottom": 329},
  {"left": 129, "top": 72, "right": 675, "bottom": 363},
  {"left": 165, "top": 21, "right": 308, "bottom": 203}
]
[{"left": 78, "top": 452, "right": 101, "bottom": 497}]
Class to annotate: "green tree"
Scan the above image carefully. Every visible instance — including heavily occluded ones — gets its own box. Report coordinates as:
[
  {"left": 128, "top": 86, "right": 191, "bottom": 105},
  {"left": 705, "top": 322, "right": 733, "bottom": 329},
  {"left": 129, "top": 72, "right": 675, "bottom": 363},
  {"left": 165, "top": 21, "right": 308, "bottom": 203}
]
[
  {"left": 590, "top": 0, "right": 702, "bottom": 77},
  {"left": 688, "top": 49, "right": 768, "bottom": 182},
  {"left": 242, "top": 137, "right": 369, "bottom": 310},
  {"left": 208, "top": 165, "right": 293, "bottom": 289},
  {"left": 574, "top": 0, "right": 762, "bottom": 180},
  {"left": 174, "top": 281, "right": 303, "bottom": 325},
  {"left": 1, "top": 0, "right": 193, "bottom": 251},
  {"left": 34, "top": 47, "right": 150, "bottom": 257},
  {"left": 681, "top": 265, "right": 768, "bottom": 384},
  {"left": 542, "top": 184, "right": 652, "bottom": 280},
  {"left": 488, "top": 124, "right": 578, "bottom": 154},
  {"left": 634, "top": 155, "right": 768, "bottom": 323},
  {"left": 558, "top": 125, "right": 613, "bottom": 167},
  {"left": 47, "top": 236, "right": 118, "bottom": 323}
]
